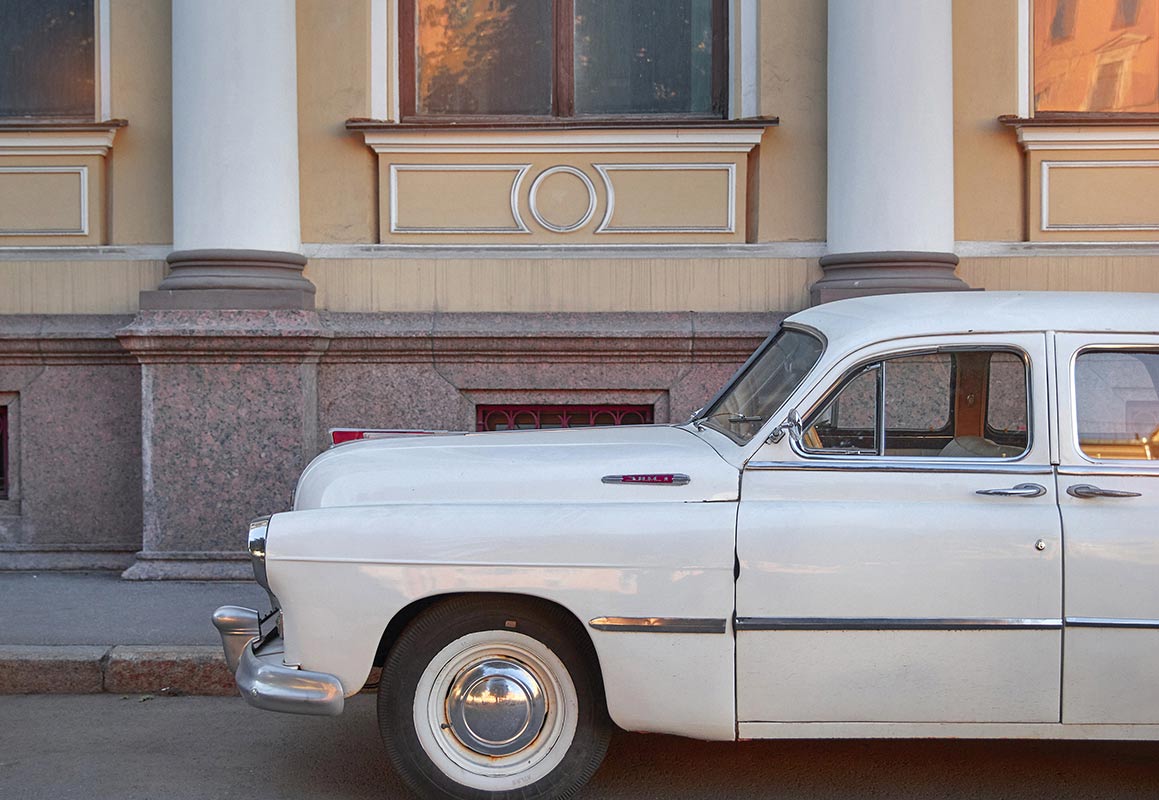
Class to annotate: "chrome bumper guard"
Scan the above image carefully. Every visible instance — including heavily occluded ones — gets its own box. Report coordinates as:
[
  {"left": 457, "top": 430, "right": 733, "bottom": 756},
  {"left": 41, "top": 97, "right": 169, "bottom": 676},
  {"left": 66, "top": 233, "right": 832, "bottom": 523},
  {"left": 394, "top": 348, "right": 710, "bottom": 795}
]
[{"left": 211, "top": 605, "right": 345, "bottom": 716}]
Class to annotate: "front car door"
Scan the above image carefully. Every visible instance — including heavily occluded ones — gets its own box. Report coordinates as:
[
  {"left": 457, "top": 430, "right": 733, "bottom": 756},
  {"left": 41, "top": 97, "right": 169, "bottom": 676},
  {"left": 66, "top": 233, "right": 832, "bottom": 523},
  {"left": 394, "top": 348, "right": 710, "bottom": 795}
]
[
  {"left": 1056, "top": 334, "right": 1159, "bottom": 724},
  {"left": 735, "top": 334, "right": 1063, "bottom": 726}
]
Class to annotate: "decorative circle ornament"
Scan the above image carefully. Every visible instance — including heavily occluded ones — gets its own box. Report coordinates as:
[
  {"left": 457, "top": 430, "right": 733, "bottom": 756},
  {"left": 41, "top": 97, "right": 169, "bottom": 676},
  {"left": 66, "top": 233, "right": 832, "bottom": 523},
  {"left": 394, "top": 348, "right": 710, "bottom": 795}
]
[{"left": 528, "top": 166, "right": 598, "bottom": 233}]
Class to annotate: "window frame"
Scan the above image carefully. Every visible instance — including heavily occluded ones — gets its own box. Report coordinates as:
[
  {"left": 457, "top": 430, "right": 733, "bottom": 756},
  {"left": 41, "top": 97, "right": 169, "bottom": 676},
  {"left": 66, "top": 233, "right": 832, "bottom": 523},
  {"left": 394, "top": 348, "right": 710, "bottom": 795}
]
[
  {"left": 476, "top": 403, "right": 655, "bottom": 431},
  {"left": 1070, "top": 345, "right": 1159, "bottom": 464},
  {"left": 794, "top": 346, "right": 1033, "bottom": 463},
  {"left": 0, "top": 0, "right": 105, "bottom": 122},
  {"left": 398, "top": 0, "right": 730, "bottom": 123}
]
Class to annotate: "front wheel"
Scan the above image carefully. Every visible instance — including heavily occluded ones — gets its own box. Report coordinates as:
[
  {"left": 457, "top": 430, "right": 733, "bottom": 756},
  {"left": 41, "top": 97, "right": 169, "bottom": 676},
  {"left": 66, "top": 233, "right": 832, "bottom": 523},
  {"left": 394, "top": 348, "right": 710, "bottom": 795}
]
[{"left": 379, "top": 596, "right": 612, "bottom": 800}]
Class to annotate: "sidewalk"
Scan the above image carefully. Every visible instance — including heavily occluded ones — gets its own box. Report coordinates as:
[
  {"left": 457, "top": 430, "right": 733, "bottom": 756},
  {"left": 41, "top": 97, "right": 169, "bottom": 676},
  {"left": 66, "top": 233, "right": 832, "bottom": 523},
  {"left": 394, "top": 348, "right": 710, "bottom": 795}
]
[{"left": 0, "top": 571, "right": 268, "bottom": 695}]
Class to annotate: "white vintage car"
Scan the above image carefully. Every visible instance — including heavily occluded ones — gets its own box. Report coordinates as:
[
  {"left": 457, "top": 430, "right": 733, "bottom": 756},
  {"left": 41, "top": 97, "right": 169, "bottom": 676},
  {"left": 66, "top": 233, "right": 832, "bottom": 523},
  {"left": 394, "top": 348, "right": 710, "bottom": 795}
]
[{"left": 214, "top": 291, "right": 1159, "bottom": 800}]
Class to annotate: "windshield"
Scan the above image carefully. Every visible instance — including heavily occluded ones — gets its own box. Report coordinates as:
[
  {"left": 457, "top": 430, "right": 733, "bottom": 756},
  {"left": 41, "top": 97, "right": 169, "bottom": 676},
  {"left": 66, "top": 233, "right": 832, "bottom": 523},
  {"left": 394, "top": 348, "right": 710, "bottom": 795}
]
[{"left": 697, "top": 327, "right": 824, "bottom": 444}]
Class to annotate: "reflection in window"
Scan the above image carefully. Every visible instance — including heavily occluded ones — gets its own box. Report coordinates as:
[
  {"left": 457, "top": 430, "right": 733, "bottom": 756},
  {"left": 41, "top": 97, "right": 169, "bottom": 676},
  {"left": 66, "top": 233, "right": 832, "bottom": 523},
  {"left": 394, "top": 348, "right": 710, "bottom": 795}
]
[
  {"left": 408, "top": 0, "right": 725, "bottom": 118},
  {"left": 1034, "top": 0, "right": 1159, "bottom": 113},
  {"left": 415, "top": 0, "right": 552, "bottom": 115},
  {"left": 575, "top": 0, "right": 715, "bottom": 115},
  {"left": 802, "top": 350, "right": 1028, "bottom": 460},
  {"left": 1075, "top": 350, "right": 1159, "bottom": 460},
  {"left": 0, "top": 0, "right": 95, "bottom": 117}
]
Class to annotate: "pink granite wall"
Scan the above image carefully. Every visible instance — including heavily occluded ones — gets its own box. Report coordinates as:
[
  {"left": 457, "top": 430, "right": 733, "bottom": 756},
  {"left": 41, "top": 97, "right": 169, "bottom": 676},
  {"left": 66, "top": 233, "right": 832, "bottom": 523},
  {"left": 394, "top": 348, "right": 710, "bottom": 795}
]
[
  {"left": 0, "top": 310, "right": 781, "bottom": 576},
  {"left": 0, "top": 317, "right": 142, "bottom": 570}
]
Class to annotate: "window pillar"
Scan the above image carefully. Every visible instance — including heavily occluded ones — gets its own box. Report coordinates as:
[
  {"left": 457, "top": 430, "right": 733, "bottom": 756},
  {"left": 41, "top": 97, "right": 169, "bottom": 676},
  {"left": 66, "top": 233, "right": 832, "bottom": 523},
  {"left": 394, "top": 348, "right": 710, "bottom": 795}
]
[
  {"left": 811, "top": 0, "right": 969, "bottom": 305},
  {"left": 145, "top": 0, "right": 314, "bottom": 310}
]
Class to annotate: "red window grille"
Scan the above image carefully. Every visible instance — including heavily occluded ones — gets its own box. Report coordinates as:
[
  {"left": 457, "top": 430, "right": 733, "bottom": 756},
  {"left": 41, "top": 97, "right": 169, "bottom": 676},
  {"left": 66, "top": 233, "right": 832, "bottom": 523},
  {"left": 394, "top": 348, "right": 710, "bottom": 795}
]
[{"left": 476, "top": 404, "right": 654, "bottom": 432}]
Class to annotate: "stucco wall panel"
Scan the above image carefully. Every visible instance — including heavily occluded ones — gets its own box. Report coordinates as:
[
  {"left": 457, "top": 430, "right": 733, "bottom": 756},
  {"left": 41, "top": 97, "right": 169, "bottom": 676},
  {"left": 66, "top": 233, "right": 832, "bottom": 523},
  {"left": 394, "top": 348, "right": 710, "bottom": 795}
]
[
  {"left": 305, "top": 257, "right": 820, "bottom": 313},
  {"left": 0, "top": 261, "right": 163, "bottom": 314},
  {"left": 959, "top": 257, "right": 1159, "bottom": 293},
  {"left": 1027, "top": 151, "right": 1159, "bottom": 241},
  {"left": 297, "top": 0, "right": 377, "bottom": 243},
  {"left": 109, "top": 0, "right": 172, "bottom": 244},
  {"left": 757, "top": 0, "right": 827, "bottom": 242},
  {"left": 952, "top": 0, "right": 1023, "bottom": 241}
]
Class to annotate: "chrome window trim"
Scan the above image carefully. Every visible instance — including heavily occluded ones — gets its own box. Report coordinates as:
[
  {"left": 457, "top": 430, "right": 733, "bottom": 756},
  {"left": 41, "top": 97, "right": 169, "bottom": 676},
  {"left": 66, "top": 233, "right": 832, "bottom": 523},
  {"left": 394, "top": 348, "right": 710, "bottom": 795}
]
[
  {"left": 695, "top": 323, "right": 828, "bottom": 447},
  {"left": 1058, "top": 465, "right": 1159, "bottom": 478},
  {"left": 734, "top": 617, "right": 1063, "bottom": 631},
  {"left": 744, "top": 460, "right": 1053, "bottom": 475},
  {"left": 1068, "top": 344, "right": 1159, "bottom": 467},
  {"left": 588, "top": 616, "right": 728, "bottom": 634},
  {"left": 1065, "top": 617, "right": 1159, "bottom": 630},
  {"left": 787, "top": 345, "right": 1035, "bottom": 465}
]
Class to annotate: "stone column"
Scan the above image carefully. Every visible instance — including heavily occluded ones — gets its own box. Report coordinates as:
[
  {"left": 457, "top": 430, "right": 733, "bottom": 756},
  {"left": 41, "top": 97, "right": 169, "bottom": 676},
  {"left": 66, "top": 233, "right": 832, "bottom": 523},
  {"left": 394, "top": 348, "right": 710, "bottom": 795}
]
[
  {"left": 121, "top": 0, "right": 324, "bottom": 578},
  {"left": 142, "top": 0, "right": 314, "bottom": 310},
  {"left": 811, "top": 0, "right": 969, "bottom": 305}
]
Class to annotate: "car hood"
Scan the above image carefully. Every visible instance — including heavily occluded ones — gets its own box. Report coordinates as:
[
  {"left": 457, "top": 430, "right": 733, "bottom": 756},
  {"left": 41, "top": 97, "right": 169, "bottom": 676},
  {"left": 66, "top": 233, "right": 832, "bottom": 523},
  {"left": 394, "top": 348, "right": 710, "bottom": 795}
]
[{"left": 293, "top": 425, "right": 739, "bottom": 509}]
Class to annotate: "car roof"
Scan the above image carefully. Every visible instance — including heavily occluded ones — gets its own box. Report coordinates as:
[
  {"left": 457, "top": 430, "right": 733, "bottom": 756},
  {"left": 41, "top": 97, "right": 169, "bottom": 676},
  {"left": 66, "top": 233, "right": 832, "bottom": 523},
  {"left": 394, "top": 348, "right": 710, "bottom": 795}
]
[{"left": 785, "top": 291, "right": 1159, "bottom": 347}]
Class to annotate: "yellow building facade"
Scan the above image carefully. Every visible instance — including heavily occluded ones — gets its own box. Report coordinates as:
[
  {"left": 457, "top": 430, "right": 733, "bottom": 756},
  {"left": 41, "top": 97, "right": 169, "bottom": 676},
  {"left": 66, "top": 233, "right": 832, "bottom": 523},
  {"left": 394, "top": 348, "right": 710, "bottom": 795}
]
[{"left": 0, "top": 0, "right": 1156, "bottom": 576}]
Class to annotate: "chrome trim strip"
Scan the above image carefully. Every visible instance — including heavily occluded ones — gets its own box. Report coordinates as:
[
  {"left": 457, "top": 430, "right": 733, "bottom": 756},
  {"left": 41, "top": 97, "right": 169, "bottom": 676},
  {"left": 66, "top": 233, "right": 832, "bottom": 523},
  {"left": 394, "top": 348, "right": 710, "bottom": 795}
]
[
  {"left": 1058, "top": 465, "right": 1159, "bottom": 477},
  {"left": 734, "top": 617, "right": 1063, "bottom": 631},
  {"left": 745, "top": 461, "right": 1053, "bottom": 475},
  {"left": 588, "top": 616, "right": 728, "bottom": 634},
  {"left": 1065, "top": 617, "right": 1159, "bottom": 630},
  {"left": 601, "top": 473, "right": 691, "bottom": 486}
]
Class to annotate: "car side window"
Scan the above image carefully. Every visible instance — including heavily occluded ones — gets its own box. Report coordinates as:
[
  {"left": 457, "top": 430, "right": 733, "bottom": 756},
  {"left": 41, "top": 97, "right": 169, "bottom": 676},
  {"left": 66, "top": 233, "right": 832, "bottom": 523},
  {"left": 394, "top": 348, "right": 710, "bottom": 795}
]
[
  {"left": 1074, "top": 350, "right": 1159, "bottom": 461},
  {"left": 801, "top": 350, "right": 1029, "bottom": 459}
]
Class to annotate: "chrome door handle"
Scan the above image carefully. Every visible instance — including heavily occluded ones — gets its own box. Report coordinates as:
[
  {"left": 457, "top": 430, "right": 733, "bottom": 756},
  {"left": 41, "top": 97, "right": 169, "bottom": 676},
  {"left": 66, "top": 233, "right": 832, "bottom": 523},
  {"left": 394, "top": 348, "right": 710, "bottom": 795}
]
[
  {"left": 1066, "top": 483, "right": 1142, "bottom": 499},
  {"left": 976, "top": 483, "right": 1047, "bottom": 498}
]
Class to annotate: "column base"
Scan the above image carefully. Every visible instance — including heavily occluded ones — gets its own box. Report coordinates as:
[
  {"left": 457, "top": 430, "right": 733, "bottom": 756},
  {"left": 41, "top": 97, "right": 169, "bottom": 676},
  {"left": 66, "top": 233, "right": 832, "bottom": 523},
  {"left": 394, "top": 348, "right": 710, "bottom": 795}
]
[
  {"left": 810, "top": 251, "right": 971, "bottom": 306},
  {"left": 142, "top": 249, "right": 316, "bottom": 310},
  {"left": 121, "top": 551, "right": 252, "bottom": 581}
]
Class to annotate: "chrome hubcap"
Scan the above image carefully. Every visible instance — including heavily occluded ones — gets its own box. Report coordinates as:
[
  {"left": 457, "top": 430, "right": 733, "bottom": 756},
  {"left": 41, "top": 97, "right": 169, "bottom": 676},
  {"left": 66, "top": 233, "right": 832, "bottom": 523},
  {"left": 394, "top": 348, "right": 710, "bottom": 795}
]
[{"left": 446, "top": 658, "right": 547, "bottom": 756}]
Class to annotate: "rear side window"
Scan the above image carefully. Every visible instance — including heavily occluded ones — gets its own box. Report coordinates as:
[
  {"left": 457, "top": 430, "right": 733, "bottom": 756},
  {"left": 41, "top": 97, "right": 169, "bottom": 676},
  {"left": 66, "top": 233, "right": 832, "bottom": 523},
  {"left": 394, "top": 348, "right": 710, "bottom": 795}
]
[{"left": 1075, "top": 350, "right": 1159, "bottom": 461}]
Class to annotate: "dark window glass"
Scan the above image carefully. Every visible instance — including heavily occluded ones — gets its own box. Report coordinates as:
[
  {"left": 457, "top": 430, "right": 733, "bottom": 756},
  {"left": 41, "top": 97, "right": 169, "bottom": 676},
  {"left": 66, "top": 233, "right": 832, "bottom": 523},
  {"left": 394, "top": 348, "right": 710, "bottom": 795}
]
[
  {"left": 574, "top": 0, "right": 715, "bottom": 115},
  {"left": 0, "top": 0, "right": 95, "bottom": 117},
  {"left": 415, "top": 0, "right": 552, "bottom": 116},
  {"left": 1050, "top": 0, "right": 1078, "bottom": 40},
  {"left": 406, "top": 0, "right": 725, "bottom": 118},
  {"left": 1115, "top": 0, "right": 1141, "bottom": 27},
  {"left": 477, "top": 404, "right": 654, "bottom": 431}
]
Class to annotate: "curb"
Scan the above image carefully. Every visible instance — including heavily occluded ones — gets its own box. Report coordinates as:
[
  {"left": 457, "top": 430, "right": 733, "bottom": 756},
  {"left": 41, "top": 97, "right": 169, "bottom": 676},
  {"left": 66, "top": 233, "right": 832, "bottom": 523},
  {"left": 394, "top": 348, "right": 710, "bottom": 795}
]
[{"left": 0, "top": 645, "right": 237, "bottom": 696}]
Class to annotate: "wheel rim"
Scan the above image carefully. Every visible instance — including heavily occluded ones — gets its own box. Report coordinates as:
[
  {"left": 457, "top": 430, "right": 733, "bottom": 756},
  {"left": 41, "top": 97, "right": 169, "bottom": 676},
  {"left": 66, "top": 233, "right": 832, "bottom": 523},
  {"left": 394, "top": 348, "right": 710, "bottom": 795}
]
[
  {"left": 414, "top": 630, "right": 579, "bottom": 791},
  {"left": 446, "top": 657, "right": 547, "bottom": 756}
]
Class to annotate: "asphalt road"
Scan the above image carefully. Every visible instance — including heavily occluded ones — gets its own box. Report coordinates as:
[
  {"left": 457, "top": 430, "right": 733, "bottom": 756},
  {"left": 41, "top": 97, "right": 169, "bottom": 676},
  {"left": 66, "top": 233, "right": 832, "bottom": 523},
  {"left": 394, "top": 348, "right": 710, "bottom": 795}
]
[{"left": 2, "top": 694, "right": 1158, "bottom": 800}]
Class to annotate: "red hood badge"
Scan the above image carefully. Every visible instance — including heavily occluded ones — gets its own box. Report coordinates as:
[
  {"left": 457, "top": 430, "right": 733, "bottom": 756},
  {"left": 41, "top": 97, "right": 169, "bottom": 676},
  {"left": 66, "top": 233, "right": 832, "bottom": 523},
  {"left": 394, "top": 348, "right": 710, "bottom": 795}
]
[{"left": 602, "top": 473, "right": 691, "bottom": 486}]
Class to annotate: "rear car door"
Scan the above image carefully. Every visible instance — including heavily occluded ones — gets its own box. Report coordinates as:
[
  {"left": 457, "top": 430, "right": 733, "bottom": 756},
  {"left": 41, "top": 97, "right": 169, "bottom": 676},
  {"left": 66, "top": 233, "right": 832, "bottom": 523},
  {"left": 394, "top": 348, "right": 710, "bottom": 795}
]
[{"left": 1056, "top": 335, "right": 1159, "bottom": 724}]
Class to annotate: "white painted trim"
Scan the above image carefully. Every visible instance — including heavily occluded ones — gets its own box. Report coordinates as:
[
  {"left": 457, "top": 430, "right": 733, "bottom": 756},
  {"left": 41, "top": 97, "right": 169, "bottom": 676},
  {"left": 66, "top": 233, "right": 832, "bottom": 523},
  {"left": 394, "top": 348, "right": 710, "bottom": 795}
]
[
  {"left": 1041, "top": 160, "right": 1159, "bottom": 232},
  {"left": 1014, "top": 125, "right": 1159, "bottom": 151},
  {"left": 527, "top": 167, "right": 598, "bottom": 233},
  {"left": 362, "top": 128, "right": 765, "bottom": 155},
  {"left": 1017, "top": 0, "right": 1031, "bottom": 118},
  {"left": 370, "top": 0, "right": 389, "bottom": 120},
  {"left": 98, "top": 0, "right": 112, "bottom": 120},
  {"left": 388, "top": 164, "right": 532, "bottom": 234},
  {"left": 0, "top": 129, "right": 119, "bottom": 157},
  {"left": 8, "top": 240, "right": 1159, "bottom": 262},
  {"left": 592, "top": 163, "right": 736, "bottom": 234},
  {"left": 955, "top": 240, "right": 1159, "bottom": 257},
  {"left": 0, "top": 245, "right": 171, "bottom": 260},
  {"left": 739, "top": 0, "right": 760, "bottom": 118},
  {"left": 0, "top": 166, "right": 88, "bottom": 236},
  {"left": 390, "top": 0, "right": 400, "bottom": 122}
]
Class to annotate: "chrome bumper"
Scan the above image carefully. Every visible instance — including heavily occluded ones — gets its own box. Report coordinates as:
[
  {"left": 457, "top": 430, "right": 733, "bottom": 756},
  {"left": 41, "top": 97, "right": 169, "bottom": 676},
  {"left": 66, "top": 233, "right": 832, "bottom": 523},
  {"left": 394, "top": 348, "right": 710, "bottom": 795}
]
[{"left": 211, "top": 605, "right": 345, "bottom": 716}]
